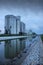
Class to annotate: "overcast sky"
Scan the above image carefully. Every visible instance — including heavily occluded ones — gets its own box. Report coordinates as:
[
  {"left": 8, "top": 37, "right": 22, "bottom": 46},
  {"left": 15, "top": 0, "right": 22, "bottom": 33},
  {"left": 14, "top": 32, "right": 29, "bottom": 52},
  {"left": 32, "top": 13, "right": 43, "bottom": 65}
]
[{"left": 0, "top": 0, "right": 43, "bottom": 34}]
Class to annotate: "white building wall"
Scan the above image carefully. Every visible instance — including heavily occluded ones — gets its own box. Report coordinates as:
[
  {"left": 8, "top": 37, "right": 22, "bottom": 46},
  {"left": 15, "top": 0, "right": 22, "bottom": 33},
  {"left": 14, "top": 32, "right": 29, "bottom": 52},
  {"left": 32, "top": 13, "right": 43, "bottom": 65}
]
[
  {"left": 5, "top": 15, "right": 21, "bottom": 34},
  {"left": 16, "top": 16, "right": 20, "bottom": 34},
  {"left": 5, "top": 16, "right": 10, "bottom": 30},
  {"left": 5, "top": 15, "right": 17, "bottom": 34},
  {"left": 22, "top": 22, "right": 24, "bottom": 33},
  {"left": 9, "top": 16, "right": 16, "bottom": 34},
  {"left": 22, "top": 23, "right": 25, "bottom": 33},
  {"left": 20, "top": 22, "right": 25, "bottom": 33}
]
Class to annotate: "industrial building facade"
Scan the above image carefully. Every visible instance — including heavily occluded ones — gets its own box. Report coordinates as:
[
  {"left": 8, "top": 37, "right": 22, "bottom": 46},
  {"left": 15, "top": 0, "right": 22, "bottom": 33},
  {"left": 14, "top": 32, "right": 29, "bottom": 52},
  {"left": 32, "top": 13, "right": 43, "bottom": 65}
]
[
  {"left": 5, "top": 15, "right": 17, "bottom": 34},
  {"left": 20, "top": 22, "right": 25, "bottom": 34},
  {"left": 5, "top": 15, "right": 25, "bottom": 35},
  {"left": 5, "top": 15, "right": 26, "bottom": 59},
  {"left": 16, "top": 16, "right": 20, "bottom": 34}
]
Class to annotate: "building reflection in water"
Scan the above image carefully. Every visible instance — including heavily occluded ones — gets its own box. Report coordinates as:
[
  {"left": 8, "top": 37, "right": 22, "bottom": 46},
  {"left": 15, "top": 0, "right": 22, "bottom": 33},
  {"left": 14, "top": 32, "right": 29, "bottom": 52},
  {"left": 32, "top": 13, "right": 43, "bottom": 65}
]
[
  {"left": 5, "top": 40, "right": 16, "bottom": 59},
  {"left": 16, "top": 39, "right": 20, "bottom": 56},
  {"left": 19, "top": 39, "right": 26, "bottom": 51},
  {"left": 4, "top": 39, "right": 26, "bottom": 59}
]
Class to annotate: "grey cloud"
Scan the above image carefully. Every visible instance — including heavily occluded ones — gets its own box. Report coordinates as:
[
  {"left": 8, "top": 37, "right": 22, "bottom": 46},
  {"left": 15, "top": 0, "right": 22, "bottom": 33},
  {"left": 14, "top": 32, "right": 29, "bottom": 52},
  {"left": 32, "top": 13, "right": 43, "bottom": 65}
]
[
  {"left": 0, "top": 0, "right": 43, "bottom": 34},
  {"left": 0, "top": 0, "right": 43, "bottom": 7},
  {"left": 0, "top": 0, "right": 43, "bottom": 14}
]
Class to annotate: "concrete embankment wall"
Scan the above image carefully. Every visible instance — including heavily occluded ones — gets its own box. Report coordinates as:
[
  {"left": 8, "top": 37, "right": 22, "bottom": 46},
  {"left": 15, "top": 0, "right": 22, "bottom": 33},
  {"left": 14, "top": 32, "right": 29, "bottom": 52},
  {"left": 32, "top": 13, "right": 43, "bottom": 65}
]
[{"left": 21, "top": 36, "right": 43, "bottom": 65}]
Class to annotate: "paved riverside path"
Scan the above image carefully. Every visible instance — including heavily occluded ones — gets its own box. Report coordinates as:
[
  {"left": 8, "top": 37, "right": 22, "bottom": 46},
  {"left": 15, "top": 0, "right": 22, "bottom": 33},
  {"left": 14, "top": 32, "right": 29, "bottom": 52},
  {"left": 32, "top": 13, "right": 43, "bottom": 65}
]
[
  {"left": 21, "top": 36, "right": 43, "bottom": 65},
  {"left": 0, "top": 36, "right": 28, "bottom": 41}
]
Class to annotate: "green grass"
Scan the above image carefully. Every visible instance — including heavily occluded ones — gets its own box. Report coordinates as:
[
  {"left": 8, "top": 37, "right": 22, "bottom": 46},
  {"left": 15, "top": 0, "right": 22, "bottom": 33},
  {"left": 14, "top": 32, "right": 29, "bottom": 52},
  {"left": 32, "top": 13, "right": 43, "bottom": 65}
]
[
  {"left": 0, "top": 34, "right": 26, "bottom": 37},
  {"left": 40, "top": 34, "right": 43, "bottom": 42},
  {"left": 0, "top": 34, "right": 19, "bottom": 36}
]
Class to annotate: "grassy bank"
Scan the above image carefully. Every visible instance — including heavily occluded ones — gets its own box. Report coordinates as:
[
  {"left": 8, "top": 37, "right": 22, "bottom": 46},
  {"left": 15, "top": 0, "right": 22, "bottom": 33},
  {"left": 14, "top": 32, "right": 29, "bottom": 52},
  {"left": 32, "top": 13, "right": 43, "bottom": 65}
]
[
  {"left": 40, "top": 34, "right": 43, "bottom": 42},
  {"left": 0, "top": 34, "right": 26, "bottom": 37},
  {"left": 0, "top": 34, "right": 20, "bottom": 37}
]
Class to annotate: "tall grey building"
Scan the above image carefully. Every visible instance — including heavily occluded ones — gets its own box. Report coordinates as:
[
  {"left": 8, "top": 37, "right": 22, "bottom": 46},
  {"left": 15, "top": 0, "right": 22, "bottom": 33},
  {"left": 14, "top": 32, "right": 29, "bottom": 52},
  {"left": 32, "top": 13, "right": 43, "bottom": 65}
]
[
  {"left": 16, "top": 16, "right": 20, "bottom": 34},
  {"left": 5, "top": 15, "right": 20, "bottom": 34},
  {"left": 20, "top": 22, "right": 25, "bottom": 34}
]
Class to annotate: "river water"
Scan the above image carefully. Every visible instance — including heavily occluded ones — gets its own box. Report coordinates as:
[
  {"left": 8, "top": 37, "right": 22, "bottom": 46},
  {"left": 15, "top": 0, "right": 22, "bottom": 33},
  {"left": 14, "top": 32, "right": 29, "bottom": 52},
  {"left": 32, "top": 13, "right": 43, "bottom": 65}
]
[{"left": 0, "top": 38, "right": 32, "bottom": 65}]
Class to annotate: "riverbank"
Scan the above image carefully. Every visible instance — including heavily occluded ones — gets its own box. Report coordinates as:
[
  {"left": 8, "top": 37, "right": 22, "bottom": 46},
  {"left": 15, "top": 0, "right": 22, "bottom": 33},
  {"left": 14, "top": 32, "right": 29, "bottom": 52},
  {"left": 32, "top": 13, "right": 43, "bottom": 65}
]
[
  {"left": 0, "top": 34, "right": 26, "bottom": 37},
  {"left": 40, "top": 34, "right": 43, "bottom": 42}
]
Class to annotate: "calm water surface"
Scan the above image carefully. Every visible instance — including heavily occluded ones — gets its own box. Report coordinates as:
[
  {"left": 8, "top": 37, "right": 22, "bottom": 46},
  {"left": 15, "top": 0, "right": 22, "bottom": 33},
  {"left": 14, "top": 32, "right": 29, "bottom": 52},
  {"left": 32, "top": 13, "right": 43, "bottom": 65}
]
[{"left": 0, "top": 38, "right": 31, "bottom": 64}]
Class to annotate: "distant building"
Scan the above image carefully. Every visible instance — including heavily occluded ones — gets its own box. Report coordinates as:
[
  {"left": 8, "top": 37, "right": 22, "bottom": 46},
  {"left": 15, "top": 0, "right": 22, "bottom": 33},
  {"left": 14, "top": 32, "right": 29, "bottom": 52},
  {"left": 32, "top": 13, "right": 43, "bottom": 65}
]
[
  {"left": 20, "top": 22, "right": 25, "bottom": 34},
  {"left": 5, "top": 15, "right": 20, "bottom": 34},
  {"left": 16, "top": 16, "right": 20, "bottom": 34}
]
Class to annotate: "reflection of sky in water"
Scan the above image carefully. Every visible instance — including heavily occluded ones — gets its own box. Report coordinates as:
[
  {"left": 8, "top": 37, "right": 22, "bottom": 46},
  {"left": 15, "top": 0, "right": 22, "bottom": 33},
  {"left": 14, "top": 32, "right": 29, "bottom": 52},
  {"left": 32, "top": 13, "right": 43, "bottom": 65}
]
[
  {"left": 0, "top": 38, "right": 31, "bottom": 63},
  {"left": 0, "top": 42, "right": 5, "bottom": 62}
]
